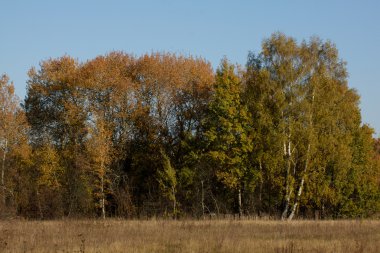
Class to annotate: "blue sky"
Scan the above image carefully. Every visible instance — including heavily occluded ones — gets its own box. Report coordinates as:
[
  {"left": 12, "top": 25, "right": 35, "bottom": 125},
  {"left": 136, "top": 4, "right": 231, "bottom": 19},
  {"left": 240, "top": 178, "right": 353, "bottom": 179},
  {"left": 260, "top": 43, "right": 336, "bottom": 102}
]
[{"left": 1, "top": 0, "right": 379, "bottom": 136}]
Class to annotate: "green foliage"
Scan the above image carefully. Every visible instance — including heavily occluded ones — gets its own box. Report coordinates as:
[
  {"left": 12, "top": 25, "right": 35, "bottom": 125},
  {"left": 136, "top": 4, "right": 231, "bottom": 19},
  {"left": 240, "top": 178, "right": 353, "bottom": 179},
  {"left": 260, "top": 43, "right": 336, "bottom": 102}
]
[
  {"left": 245, "top": 33, "right": 380, "bottom": 218},
  {"left": 157, "top": 150, "right": 177, "bottom": 204},
  {"left": 204, "top": 59, "right": 253, "bottom": 191}
]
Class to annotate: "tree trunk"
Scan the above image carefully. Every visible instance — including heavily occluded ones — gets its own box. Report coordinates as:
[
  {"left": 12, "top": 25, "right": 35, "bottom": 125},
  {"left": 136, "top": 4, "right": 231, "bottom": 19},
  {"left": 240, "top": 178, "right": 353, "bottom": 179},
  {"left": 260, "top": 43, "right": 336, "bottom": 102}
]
[
  {"left": 201, "top": 180, "right": 205, "bottom": 218},
  {"left": 1, "top": 139, "right": 7, "bottom": 207},
  {"left": 288, "top": 143, "right": 310, "bottom": 220},
  {"left": 101, "top": 175, "right": 105, "bottom": 219},
  {"left": 288, "top": 177, "right": 304, "bottom": 220},
  {"left": 100, "top": 159, "right": 106, "bottom": 219},
  {"left": 36, "top": 188, "right": 44, "bottom": 219},
  {"left": 281, "top": 138, "right": 292, "bottom": 220},
  {"left": 281, "top": 188, "right": 292, "bottom": 220},
  {"left": 238, "top": 188, "right": 242, "bottom": 218},
  {"left": 288, "top": 88, "right": 314, "bottom": 221},
  {"left": 172, "top": 186, "right": 176, "bottom": 219},
  {"left": 258, "top": 160, "right": 263, "bottom": 216}
]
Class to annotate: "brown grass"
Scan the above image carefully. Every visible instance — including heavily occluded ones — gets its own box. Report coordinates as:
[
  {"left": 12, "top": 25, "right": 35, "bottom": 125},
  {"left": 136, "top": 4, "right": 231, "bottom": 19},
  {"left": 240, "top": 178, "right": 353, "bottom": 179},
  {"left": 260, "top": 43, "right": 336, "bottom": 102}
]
[{"left": 0, "top": 219, "right": 379, "bottom": 253}]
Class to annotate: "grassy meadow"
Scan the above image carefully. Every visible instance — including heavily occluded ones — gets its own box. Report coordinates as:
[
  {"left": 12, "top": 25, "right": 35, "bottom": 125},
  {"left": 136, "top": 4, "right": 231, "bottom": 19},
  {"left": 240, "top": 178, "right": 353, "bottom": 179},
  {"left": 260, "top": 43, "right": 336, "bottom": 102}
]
[{"left": 0, "top": 219, "right": 379, "bottom": 253}]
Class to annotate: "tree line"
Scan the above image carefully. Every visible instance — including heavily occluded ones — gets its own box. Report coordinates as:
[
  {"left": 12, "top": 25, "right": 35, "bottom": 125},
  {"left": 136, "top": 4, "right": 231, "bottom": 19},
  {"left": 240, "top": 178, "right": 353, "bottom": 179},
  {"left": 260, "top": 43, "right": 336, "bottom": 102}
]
[{"left": 1, "top": 33, "right": 379, "bottom": 220}]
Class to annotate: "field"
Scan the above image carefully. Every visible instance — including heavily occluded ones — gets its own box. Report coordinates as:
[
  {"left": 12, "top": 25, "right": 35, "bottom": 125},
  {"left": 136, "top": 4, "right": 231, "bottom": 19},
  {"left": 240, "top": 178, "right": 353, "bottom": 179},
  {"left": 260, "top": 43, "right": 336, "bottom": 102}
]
[{"left": 0, "top": 219, "right": 379, "bottom": 253}]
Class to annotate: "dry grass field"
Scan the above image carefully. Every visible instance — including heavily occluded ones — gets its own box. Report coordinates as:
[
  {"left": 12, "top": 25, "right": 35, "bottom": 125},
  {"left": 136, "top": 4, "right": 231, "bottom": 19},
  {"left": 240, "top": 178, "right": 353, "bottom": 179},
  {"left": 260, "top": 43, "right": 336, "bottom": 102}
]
[{"left": 0, "top": 219, "right": 379, "bottom": 253}]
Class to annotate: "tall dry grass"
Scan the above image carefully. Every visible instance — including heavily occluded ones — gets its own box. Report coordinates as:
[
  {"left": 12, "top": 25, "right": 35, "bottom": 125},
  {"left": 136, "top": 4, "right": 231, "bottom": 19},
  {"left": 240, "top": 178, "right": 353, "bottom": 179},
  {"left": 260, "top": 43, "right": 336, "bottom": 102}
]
[{"left": 0, "top": 219, "right": 379, "bottom": 252}]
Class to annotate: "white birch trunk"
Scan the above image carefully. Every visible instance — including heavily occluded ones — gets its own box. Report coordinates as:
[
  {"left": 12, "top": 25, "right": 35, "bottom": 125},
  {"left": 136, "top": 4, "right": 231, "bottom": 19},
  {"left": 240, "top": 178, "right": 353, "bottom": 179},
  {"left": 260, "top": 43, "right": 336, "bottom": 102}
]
[
  {"left": 288, "top": 88, "right": 314, "bottom": 220},
  {"left": 281, "top": 137, "right": 292, "bottom": 220},
  {"left": 288, "top": 143, "right": 310, "bottom": 220},
  {"left": 288, "top": 178, "right": 304, "bottom": 220}
]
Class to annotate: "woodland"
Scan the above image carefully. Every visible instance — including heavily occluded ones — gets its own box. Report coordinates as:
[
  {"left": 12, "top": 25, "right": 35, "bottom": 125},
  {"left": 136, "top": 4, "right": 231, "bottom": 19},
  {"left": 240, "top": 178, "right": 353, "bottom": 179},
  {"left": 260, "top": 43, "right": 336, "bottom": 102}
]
[{"left": 1, "top": 33, "right": 379, "bottom": 220}]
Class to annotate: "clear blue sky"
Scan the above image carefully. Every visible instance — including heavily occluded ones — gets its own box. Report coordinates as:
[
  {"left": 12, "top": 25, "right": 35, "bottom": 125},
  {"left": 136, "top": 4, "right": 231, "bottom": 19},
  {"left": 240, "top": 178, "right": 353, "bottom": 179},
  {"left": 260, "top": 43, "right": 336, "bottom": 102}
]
[{"left": 1, "top": 0, "right": 379, "bottom": 136}]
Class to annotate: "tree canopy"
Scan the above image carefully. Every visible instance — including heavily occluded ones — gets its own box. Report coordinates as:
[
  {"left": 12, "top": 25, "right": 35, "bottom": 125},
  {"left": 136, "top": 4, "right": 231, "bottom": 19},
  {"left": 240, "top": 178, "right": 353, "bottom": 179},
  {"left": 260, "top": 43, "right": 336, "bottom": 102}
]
[{"left": 0, "top": 33, "right": 379, "bottom": 219}]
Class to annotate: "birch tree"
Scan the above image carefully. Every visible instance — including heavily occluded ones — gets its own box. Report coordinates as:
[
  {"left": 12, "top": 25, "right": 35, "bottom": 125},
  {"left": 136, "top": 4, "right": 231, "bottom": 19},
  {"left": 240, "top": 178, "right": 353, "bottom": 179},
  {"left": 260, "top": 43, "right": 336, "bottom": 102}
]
[{"left": 244, "top": 33, "right": 365, "bottom": 219}]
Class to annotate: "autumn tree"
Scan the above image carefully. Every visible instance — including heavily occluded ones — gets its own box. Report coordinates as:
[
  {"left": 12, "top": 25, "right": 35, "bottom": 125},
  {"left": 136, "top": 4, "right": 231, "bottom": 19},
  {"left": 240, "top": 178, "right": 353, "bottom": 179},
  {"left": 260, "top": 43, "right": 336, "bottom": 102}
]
[
  {"left": 245, "top": 34, "right": 314, "bottom": 219},
  {"left": 203, "top": 59, "right": 253, "bottom": 217},
  {"left": 245, "top": 33, "right": 379, "bottom": 219},
  {"left": 25, "top": 57, "right": 93, "bottom": 216},
  {"left": 80, "top": 52, "right": 134, "bottom": 218},
  {"left": 0, "top": 74, "right": 31, "bottom": 216}
]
